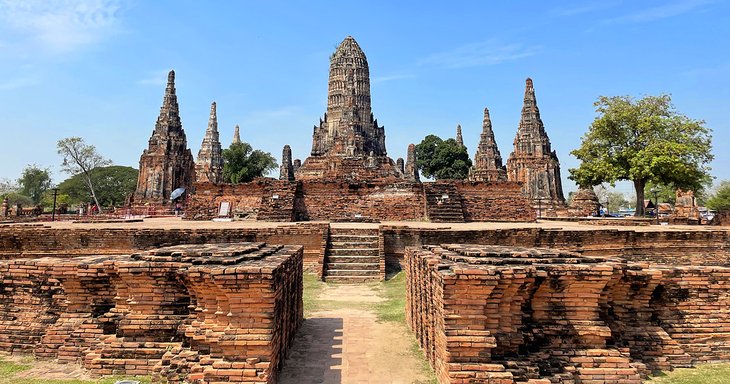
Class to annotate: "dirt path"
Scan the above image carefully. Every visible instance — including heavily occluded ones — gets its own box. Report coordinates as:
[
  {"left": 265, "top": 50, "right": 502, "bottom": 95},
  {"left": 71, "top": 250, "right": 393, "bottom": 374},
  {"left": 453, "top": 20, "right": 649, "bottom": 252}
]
[{"left": 279, "top": 284, "right": 432, "bottom": 384}]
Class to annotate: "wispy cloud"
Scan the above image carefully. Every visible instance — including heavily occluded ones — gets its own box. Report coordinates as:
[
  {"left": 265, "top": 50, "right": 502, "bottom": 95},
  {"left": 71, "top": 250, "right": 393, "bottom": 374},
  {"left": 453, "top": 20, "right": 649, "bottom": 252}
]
[
  {"left": 420, "top": 40, "right": 541, "bottom": 69},
  {"left": 136, "top": 69, "right": 170, "bottom": 86},
  {"left": 605, "top": 0, "right": 716, "bottom": 24},
  {"left": 0, "top": 0, "right": 124, "bottom": 55},
  {"left": 550, "top": 1, "right": 622, "bottom": 17},
  {"left": 372, "top": 73, "right": 415, "bottom": 84}
]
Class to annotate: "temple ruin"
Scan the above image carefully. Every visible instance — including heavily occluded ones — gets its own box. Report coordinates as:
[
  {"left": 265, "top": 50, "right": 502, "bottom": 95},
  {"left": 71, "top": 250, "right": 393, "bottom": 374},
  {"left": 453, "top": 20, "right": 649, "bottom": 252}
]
[
  {"left": 134, "top": 70, "right": 196, "bottom": 204},
  {"left": 195, "top": 102, "right": 224, "bottom": 184},
  {"left": 506, "top": 78, "right": 566, "bottom": 210},
  {"left": 469, "top": 107, "right": 507, "bottom": 182}
]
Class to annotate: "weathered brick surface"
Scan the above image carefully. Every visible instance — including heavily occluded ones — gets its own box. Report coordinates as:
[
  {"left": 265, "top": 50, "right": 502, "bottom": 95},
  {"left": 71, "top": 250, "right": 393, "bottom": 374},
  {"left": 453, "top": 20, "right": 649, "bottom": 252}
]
[
  {"left": 0, "top": 242, "right": 303, "bottom": 383},
  {"left": 383, "top": 227, "right": 730, "bottom": 268},
  {"left": 187, "top": 179, "right": 536, "bottom": 223},
  {"left": 0, "top": 223, "right": 328, "bottom": 275},
  {"left": 406, "top": 244, "right": 730, "bottom": 383}
]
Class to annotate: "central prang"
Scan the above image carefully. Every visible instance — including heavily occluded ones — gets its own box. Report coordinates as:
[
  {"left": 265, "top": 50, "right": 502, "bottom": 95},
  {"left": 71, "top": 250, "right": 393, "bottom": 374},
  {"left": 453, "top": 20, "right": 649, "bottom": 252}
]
[{"left": 296, "top": 36, "right": 402, "bottom": 180}]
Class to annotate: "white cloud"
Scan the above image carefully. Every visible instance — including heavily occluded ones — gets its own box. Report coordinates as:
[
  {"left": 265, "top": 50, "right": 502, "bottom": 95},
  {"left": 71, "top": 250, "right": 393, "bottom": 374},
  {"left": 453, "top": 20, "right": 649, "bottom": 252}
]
[
  {"left": 371, "top": 73, "right": 415, "bottom": 84},
  {"left": 0, "top": 0, "right": 123, "bottom": 55},
  {"left": 550, "top": 1, "right": 622, "bottom": 17},
  {"left": 420, "top": 40, "right": 542, "bottom": 69},
  {"left": 606, "top": 0, "right": 716, "bottom": 24},
  {"left": 0, "top": 76, "right": 39, "bottom": 90}
]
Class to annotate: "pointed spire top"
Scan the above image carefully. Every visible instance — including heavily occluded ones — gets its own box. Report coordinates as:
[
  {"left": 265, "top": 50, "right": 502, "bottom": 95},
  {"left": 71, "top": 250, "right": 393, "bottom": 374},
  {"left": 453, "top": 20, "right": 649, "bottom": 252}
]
[
  {"left": 455, "top": 124, "right": 464, "bottom": 148},
  {"left": 206, "top": 101, "right": 218, "bottom": 134},
  {"left": 155, "top": 69, "right": 181, "bottom": 134},
  {"left": 232, "top": 124, "right": 241, "bottom": 145},
  {"left": 333, "top": 35, "right": 366, "bottom": 61},
  {"left": 524, "top": 77, "right": 536, "bottom": 101},
  {"left": 167, "top": 70, "right": 175, "bottom": 84}
]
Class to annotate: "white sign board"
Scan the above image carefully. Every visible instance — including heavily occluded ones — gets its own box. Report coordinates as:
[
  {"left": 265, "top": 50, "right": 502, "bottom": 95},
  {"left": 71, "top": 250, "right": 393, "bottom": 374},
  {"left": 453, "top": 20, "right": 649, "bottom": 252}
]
[{"left": 218, "top": 201, "right": 231, "bottom": 217}]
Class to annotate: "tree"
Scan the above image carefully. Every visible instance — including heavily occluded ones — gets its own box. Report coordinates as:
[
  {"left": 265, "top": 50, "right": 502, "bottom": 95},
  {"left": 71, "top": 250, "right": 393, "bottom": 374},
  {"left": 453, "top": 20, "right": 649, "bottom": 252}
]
[
  {"left": 57, "top": 166, "right": 138, "bottom": 207},
  {"left": 415, "top": 135, "right": 472, "bottom": 180},
  {"left": 17, "top": 165, "right": 52, "bottom": 204},
  {"left": 57, "top": 137, "right": 111, "bottom": 210},
  {"left": 222, "top": 142, "right": 277, "bottom": 184},
  {"left": 706, "top": 181, "right": 730, "bottom": 211},
  {"left": 569, "top": 94, "right": 712, "bottom": 216}
]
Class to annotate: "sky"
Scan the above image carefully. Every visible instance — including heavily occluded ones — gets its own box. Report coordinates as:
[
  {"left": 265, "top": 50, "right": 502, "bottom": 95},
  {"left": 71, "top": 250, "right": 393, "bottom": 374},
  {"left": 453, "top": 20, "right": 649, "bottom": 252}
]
[{"left": 0, "top": 0, "right": 728, "bottom": 197}]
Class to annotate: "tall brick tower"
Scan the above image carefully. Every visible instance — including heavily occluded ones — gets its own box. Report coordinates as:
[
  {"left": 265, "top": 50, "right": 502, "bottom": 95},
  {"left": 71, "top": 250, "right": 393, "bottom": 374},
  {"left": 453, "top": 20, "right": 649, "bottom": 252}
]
[
  {"left": 506, "top": 78, "right": 565, "bottom": 206},
  {"left": 296, "top": 36, "right": 400, "bottom": 180},
  {"left": 195, "top": 101, "right": 224, "bottom": 184},
  {"left": 134, "top": 70, "right": 195, "bottom": 203},
  {"left": 470, "top": 107, "right": 507, "bottom": 181}
]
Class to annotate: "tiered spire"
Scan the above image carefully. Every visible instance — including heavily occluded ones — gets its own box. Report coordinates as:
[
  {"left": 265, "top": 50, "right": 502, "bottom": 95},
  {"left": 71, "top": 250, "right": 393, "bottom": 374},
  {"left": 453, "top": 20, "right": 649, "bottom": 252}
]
[
  {"left": 404, "top": 144, "right": 420, "bottom": 182},
  {"left": 469, "top": 107, "right": 506, "bottom": 181},
  {"left": 506, "top": 78, "right": 565, "bottom": 206},
  {"left": 232, "top": 124, "right": 241, "bottom": 145},
  {"left": 455, "top": 124, "right": 465, "bottom": 148},
  {"left": 279, "top": 145, "right": 295, "bottom": 181},
  {"left": 195, "top": 101, "right": 224, "bottom": 184},
  {"left": 134, "top": 69, "right": 195, "bottom": 203}
]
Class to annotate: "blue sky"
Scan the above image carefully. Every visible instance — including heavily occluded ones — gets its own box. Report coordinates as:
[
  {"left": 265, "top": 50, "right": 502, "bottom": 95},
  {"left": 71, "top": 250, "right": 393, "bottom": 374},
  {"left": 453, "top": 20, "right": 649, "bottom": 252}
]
[{"left": 0, "top": 0, "right": 728, "bottom": 197}]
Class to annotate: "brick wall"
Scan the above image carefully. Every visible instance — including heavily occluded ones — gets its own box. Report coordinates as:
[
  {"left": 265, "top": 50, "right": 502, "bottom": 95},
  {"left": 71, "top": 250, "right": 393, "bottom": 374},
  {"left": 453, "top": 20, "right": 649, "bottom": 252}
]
[
  {"left": 0, "top": 243, "right": 303, "bottom": 384},
  {"left": 383, "top": 226, "right": 730, "bottom": 268},
  {"left": 0, "top": 224, "right": 329, "bottom": 275},
  {"left": 453, "top": 181, "right": 535, "bottom": 222},
  {"left": 406, "top": 244, "right": 730, "bottom": 383}
]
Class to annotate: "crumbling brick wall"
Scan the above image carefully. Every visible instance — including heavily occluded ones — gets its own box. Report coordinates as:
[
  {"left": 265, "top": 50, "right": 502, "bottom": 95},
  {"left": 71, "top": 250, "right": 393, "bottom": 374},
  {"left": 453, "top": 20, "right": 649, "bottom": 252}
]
[
  {"left": 406, "top": 244, "right": 730, "bottom": 383},
  {"left": 453, "top": 181, "right": 534, "bottom": 222},
  {"left": 0, "top": 243, "right": 303, "bottom": 384}
]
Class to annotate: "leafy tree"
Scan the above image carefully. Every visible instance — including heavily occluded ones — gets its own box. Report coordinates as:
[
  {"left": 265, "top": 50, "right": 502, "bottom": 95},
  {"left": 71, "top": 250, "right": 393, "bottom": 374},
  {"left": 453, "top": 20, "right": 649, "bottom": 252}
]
[
  {"left": 593, "top": 185, "right": 631, "bottom": 213},
  {"left": 569, "top": 94, "right": 713, "bottom": 216},
  {"left": 0, "top": 178, "right": 17, "bottom": 195},
  {"left": 222, "top": 142, "right": 277, "bottom": 184},
  {"left": 57, "top": 137, "right": 111, "bottom": 209},
  {"left": 57, "top": 166, "right": 138, "bottom": 207},
  {"left": 706, "top": 180, "right": 730, "bottom": 211},
  {"left": 17, "top": 165, "right": 52, "bottom": 204},
  {"left": 2, "top": 192, "right": 33, "bottom": 208},
  {"left": 415, "top": 134, "right": 472, "bottom": 180}
]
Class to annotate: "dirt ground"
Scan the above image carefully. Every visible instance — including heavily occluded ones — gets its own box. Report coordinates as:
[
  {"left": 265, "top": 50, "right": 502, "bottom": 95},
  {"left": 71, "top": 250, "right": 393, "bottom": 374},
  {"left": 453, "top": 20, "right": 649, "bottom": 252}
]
[{"left": 279, "top": 284, "right": 433, "bottom": 384}]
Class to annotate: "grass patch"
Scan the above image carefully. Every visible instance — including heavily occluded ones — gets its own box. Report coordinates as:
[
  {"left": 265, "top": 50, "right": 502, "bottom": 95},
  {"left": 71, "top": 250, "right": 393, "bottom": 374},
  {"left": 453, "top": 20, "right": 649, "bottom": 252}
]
[
  {"left": 303, "top": 272, "right": 327, "bottom": 315},
  {"left": 374, "top": 270, "right": 407, "bottom": 323},
  {"left": 648, "top": 364, "right": 730, "bottom": 384},
  {"left": 0, "top": 356, "right": 153, "bottom": 384}
]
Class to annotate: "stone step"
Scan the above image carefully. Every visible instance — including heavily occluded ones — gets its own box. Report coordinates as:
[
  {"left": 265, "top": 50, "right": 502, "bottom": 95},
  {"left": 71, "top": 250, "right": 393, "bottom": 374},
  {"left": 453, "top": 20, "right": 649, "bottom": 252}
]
[
  {"left": 329, "top": 228, "right": 380, "bottom": 236},
  {"left": 325, "top": 269, "right": 380, "bottom": 277},
  {"left": 329, "top": 240, "right": 379, "bottom": 248},
  {"left": 327, "top": 255, "right": 380, "bottom": 263},
  {"left": 325, "top": 262, "right": 379, "bottom": 271},
  {"left": 327, "top": 248, "right": 379, "bottom": 256},
  {"left": 324, "top": 275, "right": 380, "bottom": 283},
  {"left": 329, "top": 234, "right": 379, "bottom": 242}
]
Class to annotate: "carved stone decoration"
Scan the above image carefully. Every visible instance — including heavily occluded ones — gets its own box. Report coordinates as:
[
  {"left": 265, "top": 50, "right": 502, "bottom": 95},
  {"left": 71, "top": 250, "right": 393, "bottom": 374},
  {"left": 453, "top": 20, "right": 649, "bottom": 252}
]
[
  {"left": 296, "top": 36, "right": 401, "bottom": 180},
  {"left": 195, "top": 102, "right": 224, "bottom": 184},
  {"left": 506, "top": 78, "right": 565, "bottom": 206},
  {"left": 405, "top": 143, "right": 420, "bottom": 182},
  {"left": 280, "top": 145, "right": 295, "bottom": 181},
  {"left": 469, "top": 107, "right": 507, "bottom": 182},
  {"left": 134, "top": 70, "right": 195, "bottom": 204}
]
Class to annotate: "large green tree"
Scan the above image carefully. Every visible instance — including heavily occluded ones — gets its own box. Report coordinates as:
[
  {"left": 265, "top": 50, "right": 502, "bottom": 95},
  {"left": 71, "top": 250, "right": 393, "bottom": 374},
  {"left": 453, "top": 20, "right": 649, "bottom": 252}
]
[
  {"left": 57, "top": 166, "right": 138, "bottom": 207},
  {"left": 17, "top": 165, "right": 52, "bottom": 204},
  {"left": 569, "top": 95, "right": 712, "bottom": 216},
  {"left": 57, "top": 137, "right": 111, "bottom": 210},
  {"left": 706, "top": 180, "right": 730, "bottom": 211},
  {"left": 222, "top": 142, "right": 277, "bottom": 184},
  {"left": 415, "top": 135, "right": 472, "bottom": 180}
]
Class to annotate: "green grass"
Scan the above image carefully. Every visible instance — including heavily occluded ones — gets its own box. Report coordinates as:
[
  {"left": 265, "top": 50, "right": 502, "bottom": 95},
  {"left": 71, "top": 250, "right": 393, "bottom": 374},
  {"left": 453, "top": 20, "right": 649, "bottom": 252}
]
[
  {"left": 0, "top": 356, "right": 153, "bottom": 384},
  {"left": 303, "top": 272, "right": 327, "bottom": 315},
  {"left": 648, "top": 364, "right": 730, "bottom": 384},
  {"left": 374, "top": 270, "right": 408, "bottom": 323}
]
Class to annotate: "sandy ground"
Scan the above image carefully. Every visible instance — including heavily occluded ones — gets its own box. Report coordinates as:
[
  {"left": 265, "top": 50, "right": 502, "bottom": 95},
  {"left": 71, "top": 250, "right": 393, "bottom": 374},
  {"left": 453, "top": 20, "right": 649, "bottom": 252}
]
[
  {"left": 0, "top": 352, "right": 97, "bottom": 380},
  {"left": 278, "top": 284, "right": 432, "bottom": 384}
]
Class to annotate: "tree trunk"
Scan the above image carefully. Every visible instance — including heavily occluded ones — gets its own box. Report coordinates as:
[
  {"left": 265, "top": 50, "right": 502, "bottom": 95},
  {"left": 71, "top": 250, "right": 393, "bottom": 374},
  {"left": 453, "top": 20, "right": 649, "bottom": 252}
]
[
  {"left": 84, "top": 173, "right": 102, "bottom": 213},
  {"left": 634, "top": 179, "right": 645, "bottom": 216}
]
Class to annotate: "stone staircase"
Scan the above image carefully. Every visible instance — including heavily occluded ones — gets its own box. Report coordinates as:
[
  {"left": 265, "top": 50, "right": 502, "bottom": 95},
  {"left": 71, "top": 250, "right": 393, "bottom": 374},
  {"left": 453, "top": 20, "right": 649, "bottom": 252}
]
[
  {"left": 424, "top": 183, "right": 465, "bottom": 222},
  {"left": 324, "top": 227, "right": 382, "bottom": 283}
]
